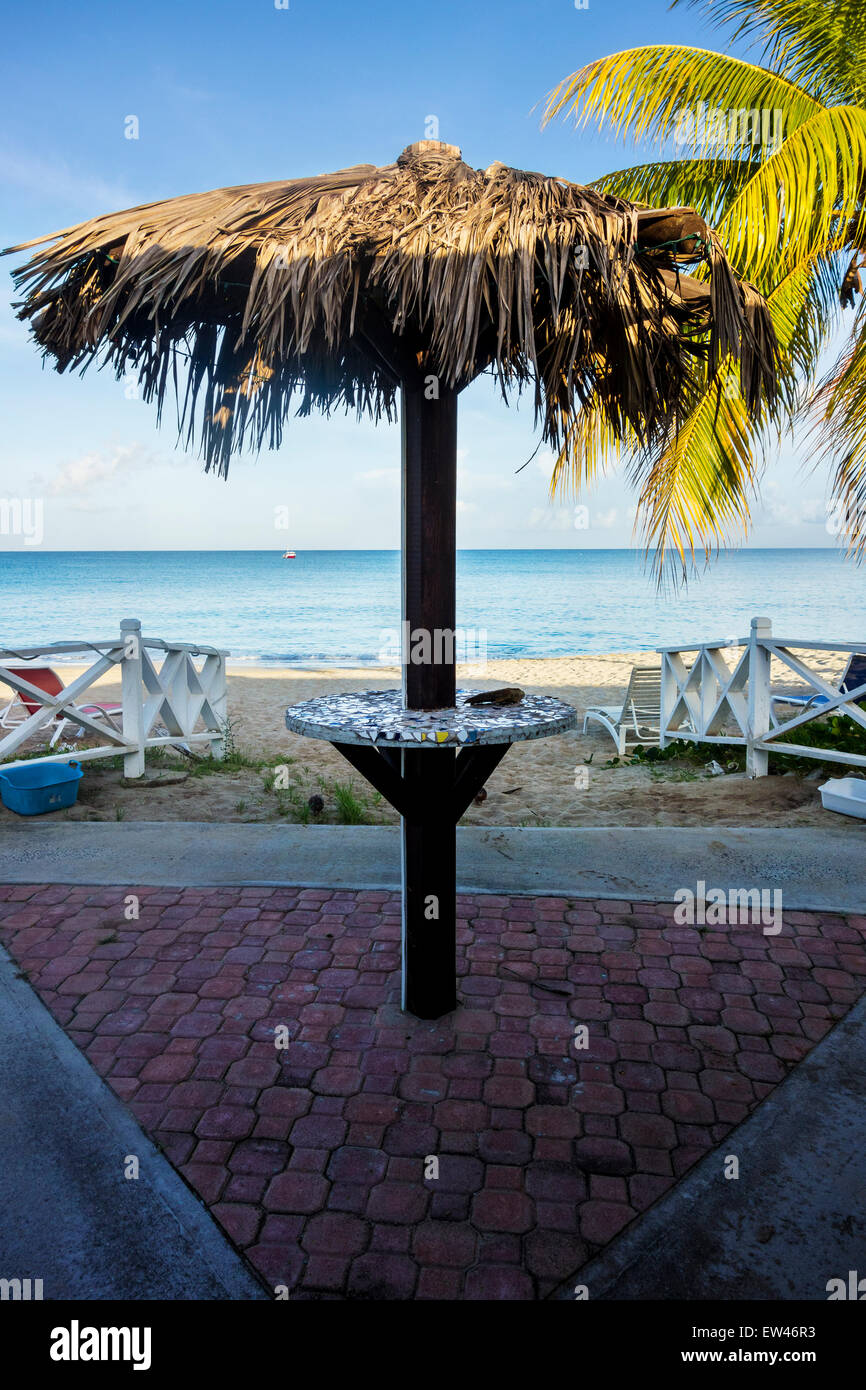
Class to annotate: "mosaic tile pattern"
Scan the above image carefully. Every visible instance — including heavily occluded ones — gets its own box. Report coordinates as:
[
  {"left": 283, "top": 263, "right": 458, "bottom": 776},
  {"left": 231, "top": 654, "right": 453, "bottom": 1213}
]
[{"left": 285, "top": 689, "right": 578, "bottom": 747}]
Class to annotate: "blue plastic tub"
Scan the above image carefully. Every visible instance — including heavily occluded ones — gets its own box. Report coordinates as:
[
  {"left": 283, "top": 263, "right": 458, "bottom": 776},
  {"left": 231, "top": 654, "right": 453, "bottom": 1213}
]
[{"left": 0, "top": 761, "right": 83, "bottom": 816}]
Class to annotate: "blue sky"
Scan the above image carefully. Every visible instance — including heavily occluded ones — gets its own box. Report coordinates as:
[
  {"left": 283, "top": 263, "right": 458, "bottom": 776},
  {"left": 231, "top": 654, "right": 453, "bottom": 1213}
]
[{"left": 0, "top": 0, "right": 846, "bottom": 551}]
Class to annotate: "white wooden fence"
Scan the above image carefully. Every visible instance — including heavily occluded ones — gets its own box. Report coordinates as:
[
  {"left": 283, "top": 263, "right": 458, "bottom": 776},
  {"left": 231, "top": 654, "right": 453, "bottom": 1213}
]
[
  {"left": 0, "top": 619, "right": 228, "bottom": 778},
  {"left": 659, "top": 616, "right": 866, "bottom": 777}
]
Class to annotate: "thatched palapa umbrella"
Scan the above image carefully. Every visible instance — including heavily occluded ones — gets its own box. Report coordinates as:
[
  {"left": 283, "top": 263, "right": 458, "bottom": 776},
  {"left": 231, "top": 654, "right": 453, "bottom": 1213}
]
[{"left": 5, "top": 139, "right": 778, "bottom": 1017}]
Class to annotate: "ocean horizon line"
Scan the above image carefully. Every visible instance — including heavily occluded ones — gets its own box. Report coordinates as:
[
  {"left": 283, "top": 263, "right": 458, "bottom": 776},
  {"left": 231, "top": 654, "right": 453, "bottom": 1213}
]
[{"left": 0, "top": 545, "right": 851, "bottom": 556}]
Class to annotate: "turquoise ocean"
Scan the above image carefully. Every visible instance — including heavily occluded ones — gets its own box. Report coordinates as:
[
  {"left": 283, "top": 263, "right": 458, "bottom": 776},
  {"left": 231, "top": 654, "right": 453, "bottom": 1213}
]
[{"left": 0, "top": 549, "right": 862, "bottom": 664}]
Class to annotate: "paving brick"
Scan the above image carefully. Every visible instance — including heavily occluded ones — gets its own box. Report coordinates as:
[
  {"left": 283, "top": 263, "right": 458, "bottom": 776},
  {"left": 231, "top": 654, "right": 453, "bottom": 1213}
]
[
  {"left": 526, "top": 1105, "right": 583, "bottom": 1136},
  {"left": 211, "top": 1202, "right": 261, "bottom": 1247},
  {"left": 699, "top": 1069, "right": 754, "bottom": 1103},
  {"left": 721, "top": 1007, "right": 772, "bottom": 1036},
  {"left": 264, "top": 1171, "right": 329, "bottom": 1214},
  {"left": 289, "top": 1114, "right": 348, "bottom": 1148},
  {"left": 178, "top": 1162, "right": 228, "bottom": 1203},
  {"left": 416, "top": 1267, "right": 464, "bottom": 1299},
  {"left": 525, "top": 1229, "right": 588, "bottom": 1280},
  {"left": 347, "top": 1253, "right": 418, "bottom": 1299},
  {"left": 471, "top": 1190, "right": 534, "bottom": 1234},
  {"left": 525, "top": 1163, "right": 587, "bottom": 1202},
  {"left": 194, "top": 1106, "right": 256, "bottom": 1140},
  {"left": 327, "top": 1146, "right": 388, "bottom": 1185},
  {"left": 302, "top": 1211, "right": 368, "bottom": 1256},
  {"left": 618, "top": 1111, "right": 677, "bottom": 1148},
  {"left": 382, "top": 1121, "right": 440, "bottom": 1156},
  {"left": 433, "top": 1100, "right": 488, "bottom": 1131},
  {"left": 139, "top": 1053, "right": 197, "bottom": 1083},
  {"left": 366, "top": 1182, "right": 429, "bottom": 1224},
  {"left": 579, "top": 1200, "right": 636, "bottom": 1245},
  {"left": 225, "top": 1057, "right": 280, "bottom": 1089},
  {"left": 413, "top": 1221, "right": 477, "bottom": 1266},
  {"left": 227, "top": 1138, "right": 290, "bottom": 1175},
  {"left": 482, "top": 1076, "right": 535, "bottom": 1108},
  {"left": 463, "top": 1265, "right": 534, "bottom": 1300},
  {"left": 245, "top": 1244, "right": 304, "bottom": 1291}
]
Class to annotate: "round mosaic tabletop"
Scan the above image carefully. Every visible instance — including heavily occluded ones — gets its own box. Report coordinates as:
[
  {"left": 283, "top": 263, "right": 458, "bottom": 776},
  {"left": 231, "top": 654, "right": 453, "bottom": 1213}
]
[{"left": 285, "top": 689, "right": 578, "bottom": 748}]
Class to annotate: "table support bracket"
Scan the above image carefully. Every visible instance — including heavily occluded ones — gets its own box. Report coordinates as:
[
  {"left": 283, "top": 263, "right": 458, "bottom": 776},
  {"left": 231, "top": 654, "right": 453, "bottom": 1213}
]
[{"left": 333, "top": 740, "right": 510, "bottom": 826}]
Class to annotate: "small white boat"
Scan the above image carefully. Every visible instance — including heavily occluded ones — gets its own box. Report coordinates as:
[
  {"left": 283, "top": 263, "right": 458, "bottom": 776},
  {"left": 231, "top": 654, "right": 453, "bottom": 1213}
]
[{"left": 282, "top": 550, "right": 296, "bottom": 559}]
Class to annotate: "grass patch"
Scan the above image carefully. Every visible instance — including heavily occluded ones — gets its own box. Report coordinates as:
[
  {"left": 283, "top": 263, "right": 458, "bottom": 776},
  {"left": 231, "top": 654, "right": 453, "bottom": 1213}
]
[{"left": 333, "top": 781, "right": 371, "bottom": 825}]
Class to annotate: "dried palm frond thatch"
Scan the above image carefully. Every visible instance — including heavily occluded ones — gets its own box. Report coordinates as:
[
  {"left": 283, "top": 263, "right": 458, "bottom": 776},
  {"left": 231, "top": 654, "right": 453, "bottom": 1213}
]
[{"left": 4, "top": 141, "right": 777, "bottom": 475}]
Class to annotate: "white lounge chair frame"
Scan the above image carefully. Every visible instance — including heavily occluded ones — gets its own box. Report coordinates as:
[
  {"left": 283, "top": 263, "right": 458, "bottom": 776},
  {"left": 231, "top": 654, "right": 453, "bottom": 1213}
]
[
  {"left": 0, "top": 661, "right": 123, "bottom": 747},
  {"left": 582, "top": 665, "right": 662, "bottom": 755}
]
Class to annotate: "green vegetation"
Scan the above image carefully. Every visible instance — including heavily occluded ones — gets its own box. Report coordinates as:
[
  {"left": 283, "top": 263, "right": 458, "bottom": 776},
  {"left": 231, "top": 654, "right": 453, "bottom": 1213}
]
[
  {"left": 605, "top": 713, "right": 866, "bottom": 778},
  {"left": 333, "top": 781, "right": 371, "bottom": 825}
]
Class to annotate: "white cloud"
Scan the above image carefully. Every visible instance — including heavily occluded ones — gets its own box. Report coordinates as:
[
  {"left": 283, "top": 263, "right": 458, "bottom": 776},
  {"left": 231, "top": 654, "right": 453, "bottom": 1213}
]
[
  {"left": 43, "top": 445, "right": 151, "bottom": 498},
  {"left": 528, "top": 505, "right": 574, "bottom": 531},
  {"left": 761, "top": 482, "right": 828, "bottom": 528}
]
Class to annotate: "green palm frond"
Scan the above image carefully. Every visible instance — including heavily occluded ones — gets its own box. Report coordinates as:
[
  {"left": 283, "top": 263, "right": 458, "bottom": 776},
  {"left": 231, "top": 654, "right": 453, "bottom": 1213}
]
[
  {"left": 680, "top": 0, "right": 866, "bottom": 106},
  {"left": 550, "top": 250, "right": 839, "bottom": 574},
  {"left": 593, "top": 158, "right": 756, "bottom": 224},
  {"left": 770, "top": 251, "right": 842, "bottom": 397},
  {"left": 813, "top": 321, "right": 866, "bottom": 555},
  {"left": 633, "top": 371, "right": 758, "bottom": 579},
  {"left": 544, "top": 45, "right": 824, "bottom": 157},
  {"left": 632, "top": 249, "right": 848, "bottom": 574},
  {"left": 548, "top": 400, "right": 635, "bottom": 501},
  {"left": 716, "top": 104, "right": 866, "bottom": 276}
]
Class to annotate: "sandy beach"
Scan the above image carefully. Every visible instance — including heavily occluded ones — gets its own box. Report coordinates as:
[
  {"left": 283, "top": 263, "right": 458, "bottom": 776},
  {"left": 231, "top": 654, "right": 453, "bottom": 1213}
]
[{"left": 0, "top": 650, "right": 853, "bottom": 830}]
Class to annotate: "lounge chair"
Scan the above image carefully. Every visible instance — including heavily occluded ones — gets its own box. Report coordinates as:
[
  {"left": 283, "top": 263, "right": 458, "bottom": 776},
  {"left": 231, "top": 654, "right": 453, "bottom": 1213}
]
[
  {"left": 770, "top": 652, "right": 866, "bottom": 722},
  {"left": 582, "top": 664, "right": 661, "bottom": 755},
  {"left": 0, "top": 665, "right": 123, "bottom": 747}
]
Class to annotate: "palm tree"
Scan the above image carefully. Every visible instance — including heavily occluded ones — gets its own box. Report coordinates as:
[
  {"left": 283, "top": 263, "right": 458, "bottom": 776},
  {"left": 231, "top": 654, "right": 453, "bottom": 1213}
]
[{"left": 545, "top": 0, "right": 866, "bottom": 574}]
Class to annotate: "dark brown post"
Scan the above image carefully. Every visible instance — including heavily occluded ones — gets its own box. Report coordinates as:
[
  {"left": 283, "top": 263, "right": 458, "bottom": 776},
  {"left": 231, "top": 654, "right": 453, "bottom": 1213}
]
[
  {"left": 400, "top": 380, "right": 458, "bottom": 1017},
  {"left": 401, "top": 381, "right": 457, "bottom": 709}
]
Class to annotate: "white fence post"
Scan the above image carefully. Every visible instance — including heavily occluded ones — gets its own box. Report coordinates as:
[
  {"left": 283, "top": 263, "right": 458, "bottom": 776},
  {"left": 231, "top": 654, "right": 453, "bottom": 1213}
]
[
  {"left": 209, "top": 654, "right": 228, "bottom": 761},
  {"left": 659, "top": 653, "right": 673, "bottom": 748},
  {"left": 747, "top": 616, "right": 772, "bottom": 778},
  {"left": 120, "top": 617, "right": 145, "bottom": 779}
]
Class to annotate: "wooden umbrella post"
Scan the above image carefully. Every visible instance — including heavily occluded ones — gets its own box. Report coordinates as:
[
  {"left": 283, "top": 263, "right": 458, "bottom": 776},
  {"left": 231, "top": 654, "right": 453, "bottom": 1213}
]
[{"left": 400, "top": 379, "right": 458, "bottom": 1017}]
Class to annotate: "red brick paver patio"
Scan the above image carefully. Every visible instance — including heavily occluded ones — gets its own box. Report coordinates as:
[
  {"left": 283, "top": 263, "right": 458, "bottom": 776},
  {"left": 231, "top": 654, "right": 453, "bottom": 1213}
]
[{"left": 2, "top": 884, "right": 865, "bottom": 1299}]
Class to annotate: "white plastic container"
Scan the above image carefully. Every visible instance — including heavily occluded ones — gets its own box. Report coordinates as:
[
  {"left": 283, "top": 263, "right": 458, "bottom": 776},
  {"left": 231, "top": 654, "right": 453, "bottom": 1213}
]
[{"left": 819, "top": 777, "right": 866, "bottom": 820}]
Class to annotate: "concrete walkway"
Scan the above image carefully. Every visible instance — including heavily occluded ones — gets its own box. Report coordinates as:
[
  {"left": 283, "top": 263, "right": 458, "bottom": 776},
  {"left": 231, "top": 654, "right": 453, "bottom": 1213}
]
[
  {"left": 0, "top": 944, "right": 267, "bottom": 1299},
  {"left": 553, "top": 993, "right": 866, "bottom": 1300},
  {"left": 0, "top": 822, "right": 863, "bottom": 912}
]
